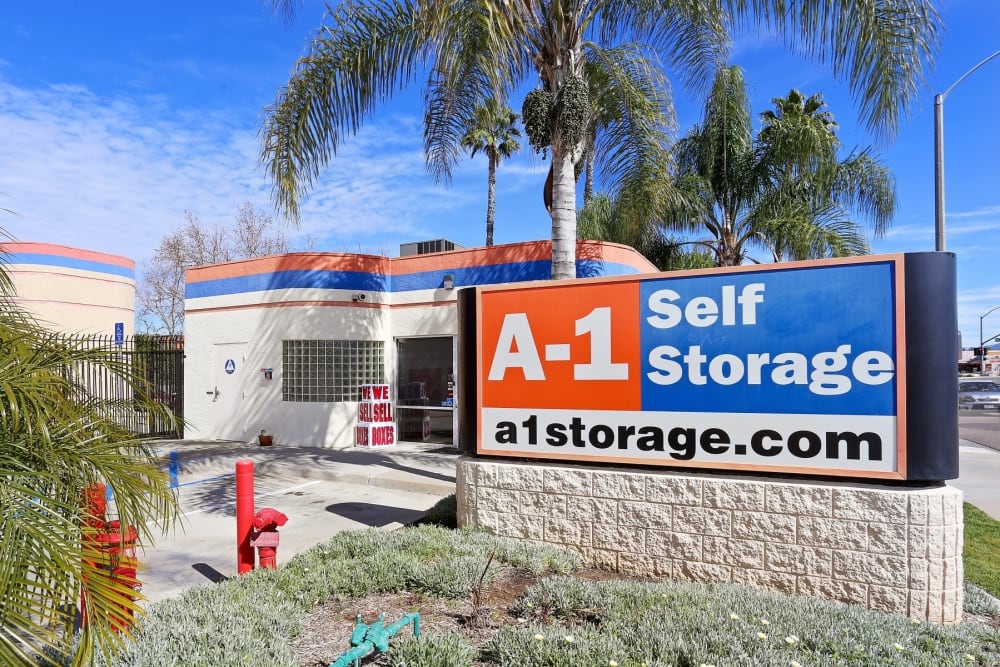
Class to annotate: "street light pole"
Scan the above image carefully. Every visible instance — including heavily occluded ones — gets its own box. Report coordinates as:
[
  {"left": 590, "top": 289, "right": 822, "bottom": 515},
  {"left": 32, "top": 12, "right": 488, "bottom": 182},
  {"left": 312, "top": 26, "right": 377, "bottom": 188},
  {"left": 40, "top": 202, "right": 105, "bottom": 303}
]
[
  {"left": 933, "top": 50, "right": 1000, "bottom": 252},
  {"left": 979, "top": 305, "right": 1000, "bottom": 375}
]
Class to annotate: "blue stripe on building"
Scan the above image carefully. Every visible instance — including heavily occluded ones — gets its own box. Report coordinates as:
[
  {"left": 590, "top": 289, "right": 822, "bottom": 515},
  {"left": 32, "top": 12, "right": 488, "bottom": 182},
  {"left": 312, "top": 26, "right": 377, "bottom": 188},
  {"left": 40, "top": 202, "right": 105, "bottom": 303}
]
[
  {"left": 185, "top": 260, "right": 647, "bottom": 299},
  {"left": 9, "top": 253, "right": 135, "bottom": 279},
  {"left": 186, "top": 269, "right": 389, "bottom": 299}
]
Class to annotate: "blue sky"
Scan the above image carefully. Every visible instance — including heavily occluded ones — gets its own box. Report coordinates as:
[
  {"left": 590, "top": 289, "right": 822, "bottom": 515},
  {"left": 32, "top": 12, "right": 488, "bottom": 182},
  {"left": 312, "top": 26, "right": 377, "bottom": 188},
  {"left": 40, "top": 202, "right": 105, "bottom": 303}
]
[{"left": 0, "top": 1, "right": 998, "bottom": 347}]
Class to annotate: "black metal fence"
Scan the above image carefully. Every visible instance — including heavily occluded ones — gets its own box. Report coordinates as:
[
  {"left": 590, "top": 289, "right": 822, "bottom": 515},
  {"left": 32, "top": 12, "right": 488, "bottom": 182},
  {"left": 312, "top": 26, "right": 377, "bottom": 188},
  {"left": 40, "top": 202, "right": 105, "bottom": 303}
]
[{"left": 59, "top": 334, "right": 185, "bottom": 439}]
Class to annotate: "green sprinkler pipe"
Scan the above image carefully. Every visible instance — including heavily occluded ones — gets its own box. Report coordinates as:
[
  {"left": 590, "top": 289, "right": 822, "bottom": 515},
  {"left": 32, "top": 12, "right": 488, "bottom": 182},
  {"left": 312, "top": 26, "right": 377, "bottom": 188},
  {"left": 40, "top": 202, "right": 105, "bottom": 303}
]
[{"left": 329, "top": 612, "right": 421, "bottom": 667}]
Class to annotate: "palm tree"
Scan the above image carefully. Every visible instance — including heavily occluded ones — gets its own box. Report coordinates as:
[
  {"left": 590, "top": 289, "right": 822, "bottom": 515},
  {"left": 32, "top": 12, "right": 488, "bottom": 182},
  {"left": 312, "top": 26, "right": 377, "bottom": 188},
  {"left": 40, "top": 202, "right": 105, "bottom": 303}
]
[
  {"left": 259, "top": 0, "right": 940, "bottom": 280},
  {"left": 663, "top": 65, "right": 896, "bottom": 266},
  {"left": 0, "top": 242, "right": 179, "bottom": 666},
  {"left": 460, "top": 99, "right": 522, "bottom": 246},
  {"left": 576, "top": 45, "right": 674, "bottom": 209},
  {"left": 756, "top": 89, "right": 895, "bottom": 261}
]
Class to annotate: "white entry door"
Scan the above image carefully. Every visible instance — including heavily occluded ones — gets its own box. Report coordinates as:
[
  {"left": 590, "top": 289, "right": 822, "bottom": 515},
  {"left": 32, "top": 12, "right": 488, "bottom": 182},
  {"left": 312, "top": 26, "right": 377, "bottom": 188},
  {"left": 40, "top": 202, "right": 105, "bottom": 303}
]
[{"left": 211, "top": 342, "right": 248, "bottom": 439}]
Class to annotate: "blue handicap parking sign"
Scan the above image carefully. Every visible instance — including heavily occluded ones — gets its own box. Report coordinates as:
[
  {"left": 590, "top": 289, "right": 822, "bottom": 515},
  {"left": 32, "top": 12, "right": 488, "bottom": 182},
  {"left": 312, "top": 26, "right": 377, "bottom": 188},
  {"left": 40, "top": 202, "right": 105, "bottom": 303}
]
[{"left": 225, "top": 359, "right": 236, "bottom": 374}]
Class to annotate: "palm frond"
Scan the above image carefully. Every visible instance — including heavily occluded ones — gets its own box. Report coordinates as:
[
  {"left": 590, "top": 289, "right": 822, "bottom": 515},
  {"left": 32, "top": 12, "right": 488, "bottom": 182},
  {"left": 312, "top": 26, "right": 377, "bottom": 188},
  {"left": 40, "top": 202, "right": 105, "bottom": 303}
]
[
  {"left": 599, "top": 0, "right": 729, "bottom": 93},
  {"left": 584, "top": 42, "right": 674, "bottom": 204},
  {"left": 259, "top": 0, "right": 437, "bottom": 219},
  {"left": 0, "top": 305, "right": 179, "bottom": 665},
  {"left": 832, "top": 148, "right": 896, "bottom": 236},
  {"left": 728, "top": 0, "right": 942, "bottom": 139}
]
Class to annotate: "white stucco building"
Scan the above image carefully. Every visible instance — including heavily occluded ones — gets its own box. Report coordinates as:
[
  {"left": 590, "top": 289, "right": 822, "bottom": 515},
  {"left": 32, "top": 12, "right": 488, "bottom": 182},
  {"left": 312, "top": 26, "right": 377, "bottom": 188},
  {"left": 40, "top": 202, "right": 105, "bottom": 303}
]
[{"left": 183, "top": 240, "right": 656, "bottom": 448}]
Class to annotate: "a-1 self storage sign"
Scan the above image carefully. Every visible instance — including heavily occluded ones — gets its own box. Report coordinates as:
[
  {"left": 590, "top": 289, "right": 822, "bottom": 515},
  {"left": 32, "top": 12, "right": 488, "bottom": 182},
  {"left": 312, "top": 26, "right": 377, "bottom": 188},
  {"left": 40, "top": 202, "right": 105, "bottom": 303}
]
[{"left": 471, "top": 254, "right": 959, "bottom": 480}]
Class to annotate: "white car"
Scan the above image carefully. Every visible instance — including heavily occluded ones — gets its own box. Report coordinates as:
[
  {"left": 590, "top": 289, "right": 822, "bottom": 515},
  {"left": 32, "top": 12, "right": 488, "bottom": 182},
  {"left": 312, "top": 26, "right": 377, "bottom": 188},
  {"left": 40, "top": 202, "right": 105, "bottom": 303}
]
[{"left": 958, "top": 379, "right": 1000, "bottom": 410}]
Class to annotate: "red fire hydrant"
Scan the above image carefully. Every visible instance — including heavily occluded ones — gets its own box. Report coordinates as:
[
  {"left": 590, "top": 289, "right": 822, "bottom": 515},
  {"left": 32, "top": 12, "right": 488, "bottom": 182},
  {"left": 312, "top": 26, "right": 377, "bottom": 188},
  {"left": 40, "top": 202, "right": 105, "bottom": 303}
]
[{"left": 250, "top": 507, "right": 288, "bottom": 569}]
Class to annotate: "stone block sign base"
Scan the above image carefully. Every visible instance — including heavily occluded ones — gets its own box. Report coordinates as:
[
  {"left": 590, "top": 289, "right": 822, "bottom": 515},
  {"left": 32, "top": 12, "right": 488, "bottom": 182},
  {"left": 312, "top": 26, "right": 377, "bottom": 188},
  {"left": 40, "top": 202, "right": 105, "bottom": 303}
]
[{"left": 456, "top": 457, "right": 964, "bottom": 624}]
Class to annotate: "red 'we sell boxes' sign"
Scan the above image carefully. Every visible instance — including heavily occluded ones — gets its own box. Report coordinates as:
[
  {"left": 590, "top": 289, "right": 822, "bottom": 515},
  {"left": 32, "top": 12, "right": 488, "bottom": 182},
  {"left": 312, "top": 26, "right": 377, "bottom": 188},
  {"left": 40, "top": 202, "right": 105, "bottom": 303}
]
[{"left": 356, "top": 384, "right": 396, "bottom": 447}]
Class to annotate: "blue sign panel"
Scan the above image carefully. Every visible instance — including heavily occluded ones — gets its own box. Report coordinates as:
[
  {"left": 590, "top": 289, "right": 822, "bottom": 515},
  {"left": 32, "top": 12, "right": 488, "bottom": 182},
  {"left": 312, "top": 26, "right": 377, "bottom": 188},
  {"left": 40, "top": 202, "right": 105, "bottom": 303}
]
[
  {"left": 225, "top": 359, "right": 236, "bottom": 375},
  {"left": 114, "top": 322, "right": 124, "bottom": 346},
  {"left": 638, "top": 260, "right": 897, "bottom": 416}
]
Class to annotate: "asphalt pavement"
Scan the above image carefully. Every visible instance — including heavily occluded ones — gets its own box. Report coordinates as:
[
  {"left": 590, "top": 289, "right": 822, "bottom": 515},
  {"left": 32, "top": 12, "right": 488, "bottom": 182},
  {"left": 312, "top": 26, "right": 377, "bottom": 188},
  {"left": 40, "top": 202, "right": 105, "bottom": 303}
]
[
  {"left": 957, "top": 409, "right": 1000, "bottom": 520},
  {"left": 957, "top": 440, "right": 1000, "bottom": 520}
]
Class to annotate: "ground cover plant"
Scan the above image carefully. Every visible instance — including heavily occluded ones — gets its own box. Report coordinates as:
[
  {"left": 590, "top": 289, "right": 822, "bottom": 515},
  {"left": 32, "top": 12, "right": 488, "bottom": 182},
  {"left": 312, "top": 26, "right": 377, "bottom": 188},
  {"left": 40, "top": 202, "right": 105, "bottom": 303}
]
[{"left": 78, "top": 521, "right": 998, "bottom": 667}]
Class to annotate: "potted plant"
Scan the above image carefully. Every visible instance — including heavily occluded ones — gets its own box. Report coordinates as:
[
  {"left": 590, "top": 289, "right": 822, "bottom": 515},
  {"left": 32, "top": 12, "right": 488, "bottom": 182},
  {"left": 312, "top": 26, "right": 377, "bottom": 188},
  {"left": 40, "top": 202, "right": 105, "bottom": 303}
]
[{"left": 258, "top": 429, "right": 273, "bottom": 446}]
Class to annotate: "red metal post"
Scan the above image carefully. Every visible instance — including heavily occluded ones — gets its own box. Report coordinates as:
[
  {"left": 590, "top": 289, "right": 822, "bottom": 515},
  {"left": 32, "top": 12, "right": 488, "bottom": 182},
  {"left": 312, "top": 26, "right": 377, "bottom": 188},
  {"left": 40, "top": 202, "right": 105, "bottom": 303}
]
[
  {"left": 235, "top": 459, "right": 255, "bottom": 574},
  {"left": 80, "top": 483, "right": 108, "bottom": 626}
]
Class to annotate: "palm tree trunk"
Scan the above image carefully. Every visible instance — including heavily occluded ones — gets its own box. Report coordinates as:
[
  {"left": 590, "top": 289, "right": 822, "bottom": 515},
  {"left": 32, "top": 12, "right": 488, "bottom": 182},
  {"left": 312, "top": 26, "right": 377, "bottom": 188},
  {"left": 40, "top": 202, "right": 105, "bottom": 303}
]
[
  {"left": 583, "top": 154, "right": 594, "bottom": 203},
  {"left": 486, "top": 154, "right": 497, "bottom": 246},
  {"left": 550, "top": 150, "right": 577, "bottom": 280},
  {"left": 720, "top": 229, "right": 739, "bottom": 266}
]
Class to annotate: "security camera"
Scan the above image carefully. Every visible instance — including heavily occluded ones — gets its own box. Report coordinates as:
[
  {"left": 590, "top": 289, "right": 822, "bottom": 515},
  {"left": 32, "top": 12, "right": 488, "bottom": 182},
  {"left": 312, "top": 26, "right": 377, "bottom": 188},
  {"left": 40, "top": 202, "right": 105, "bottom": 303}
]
[{"left": 352, "top": 292, "right": 368, "bottom": 302}]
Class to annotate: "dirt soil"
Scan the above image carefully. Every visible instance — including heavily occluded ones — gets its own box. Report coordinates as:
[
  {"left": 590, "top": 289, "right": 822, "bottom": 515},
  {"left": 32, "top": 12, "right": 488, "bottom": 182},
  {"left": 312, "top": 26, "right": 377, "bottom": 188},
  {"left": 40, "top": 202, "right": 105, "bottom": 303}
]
[
  {"left": 291, "top": 567, "right": 1000, "bottom": 666},
  {"left": 290, "top": 566, "right": 617, "bottom": 667}
]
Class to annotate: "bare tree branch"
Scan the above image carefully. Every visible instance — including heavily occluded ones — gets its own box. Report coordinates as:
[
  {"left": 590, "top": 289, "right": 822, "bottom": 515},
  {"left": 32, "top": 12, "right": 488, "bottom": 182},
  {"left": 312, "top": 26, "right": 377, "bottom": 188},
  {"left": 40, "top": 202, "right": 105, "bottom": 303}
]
[{"left": 136, "top": 202, "right": 291, "bottom": 334}]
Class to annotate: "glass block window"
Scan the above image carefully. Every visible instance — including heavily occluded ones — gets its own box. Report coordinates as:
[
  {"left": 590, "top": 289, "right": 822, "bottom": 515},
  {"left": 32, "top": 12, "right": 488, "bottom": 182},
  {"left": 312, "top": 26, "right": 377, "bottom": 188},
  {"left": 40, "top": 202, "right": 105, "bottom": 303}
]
[{"left": 281, "top": 340, "right": 385, "bottom": 402}]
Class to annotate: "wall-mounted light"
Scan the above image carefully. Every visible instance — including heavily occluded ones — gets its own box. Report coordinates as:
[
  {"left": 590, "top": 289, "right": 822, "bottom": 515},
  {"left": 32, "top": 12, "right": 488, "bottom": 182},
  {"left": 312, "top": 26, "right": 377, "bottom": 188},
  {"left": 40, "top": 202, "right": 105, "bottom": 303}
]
[{"left": 443, "top": 274, "right": 455, "bottom": 290}]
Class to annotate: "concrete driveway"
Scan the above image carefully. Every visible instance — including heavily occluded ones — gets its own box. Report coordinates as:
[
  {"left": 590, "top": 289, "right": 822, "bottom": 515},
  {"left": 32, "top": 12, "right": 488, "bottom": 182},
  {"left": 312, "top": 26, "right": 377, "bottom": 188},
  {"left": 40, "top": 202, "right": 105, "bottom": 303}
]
[{"left": 134, "top": 440, "right": 457, "bottom": 603}]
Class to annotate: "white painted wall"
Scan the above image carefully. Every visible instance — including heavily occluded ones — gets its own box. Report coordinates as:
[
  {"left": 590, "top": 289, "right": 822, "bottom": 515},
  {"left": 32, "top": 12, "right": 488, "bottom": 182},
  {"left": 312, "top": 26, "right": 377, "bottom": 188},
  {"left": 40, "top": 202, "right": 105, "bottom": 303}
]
[
  {"left": 183, "top": 242, "right": 656, "bottom": 448},
  {"left": 185, "top": 295, "right": 394, "bottom": 447}
]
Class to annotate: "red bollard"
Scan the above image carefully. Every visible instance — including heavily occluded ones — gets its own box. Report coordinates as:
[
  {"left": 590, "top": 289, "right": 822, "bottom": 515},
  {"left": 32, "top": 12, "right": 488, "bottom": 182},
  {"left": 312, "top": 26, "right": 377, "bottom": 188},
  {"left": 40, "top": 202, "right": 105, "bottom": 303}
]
[
  {"left": 80, "top": 484, "right": 141, "bottom": 632},
  {"left": 94, "top": 520, "right": 140, "bottom": 631},
  {"left": 236, "top": 459, "right": 255, "bottom": 574},
  {"left": 80, "top": 483, "right": 108, "bottom": 626},
  {"left": 250, "top": 507, "right": 288, "bottom": 570}
]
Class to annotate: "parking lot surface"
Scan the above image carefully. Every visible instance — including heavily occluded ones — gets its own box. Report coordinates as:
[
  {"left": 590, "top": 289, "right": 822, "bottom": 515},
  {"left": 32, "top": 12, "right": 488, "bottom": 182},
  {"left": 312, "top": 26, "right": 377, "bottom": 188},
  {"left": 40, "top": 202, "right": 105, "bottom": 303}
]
[{"left": 134, "top": 440, "right": 457, "bottom": 602}]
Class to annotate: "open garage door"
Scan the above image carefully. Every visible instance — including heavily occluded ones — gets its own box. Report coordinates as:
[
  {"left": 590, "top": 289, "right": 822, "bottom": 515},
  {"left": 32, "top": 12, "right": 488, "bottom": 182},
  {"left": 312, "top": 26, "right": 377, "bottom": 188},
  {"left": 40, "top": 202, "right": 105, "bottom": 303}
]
[{"left": 395, "top": 336, "right": 455, "bottom": 446}]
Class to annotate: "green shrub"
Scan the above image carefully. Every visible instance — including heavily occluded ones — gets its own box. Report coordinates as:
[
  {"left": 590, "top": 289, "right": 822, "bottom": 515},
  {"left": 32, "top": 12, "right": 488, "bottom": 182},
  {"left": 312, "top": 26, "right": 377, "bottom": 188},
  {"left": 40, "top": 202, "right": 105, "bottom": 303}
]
[
  {"left": 387, "top": 632, "right": 477, "bottom": 667},
  {"left": 419, "top": 494, "right": 457, "bottom": 528},
  {"left": 499, "top": 577, "right": 999, "bottom": 667},
  {"left": 94, "top": 570, "right": 301, "bottom": 667},
  {"left": 95, "top": 526, "right": 579, "bottom": 666},
  {"left": 413, "top": 555, "right": 500, "bottom": 598},
  {"left": 484, "top": 624, "right": 626, "bottom": 667},
  {"left": 965, "top": 581, "right": 1000, "bottom": 618},
  {"left": 92, "top": 525, "right": 998, "bottom": 666}
]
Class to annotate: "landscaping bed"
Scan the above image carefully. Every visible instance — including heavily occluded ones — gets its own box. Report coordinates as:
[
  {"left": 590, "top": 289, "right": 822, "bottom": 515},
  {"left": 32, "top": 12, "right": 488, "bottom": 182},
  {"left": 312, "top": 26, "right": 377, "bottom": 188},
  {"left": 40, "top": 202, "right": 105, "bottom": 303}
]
[{"left": 86, "top": 521, "right": 999, "bottom": 667}]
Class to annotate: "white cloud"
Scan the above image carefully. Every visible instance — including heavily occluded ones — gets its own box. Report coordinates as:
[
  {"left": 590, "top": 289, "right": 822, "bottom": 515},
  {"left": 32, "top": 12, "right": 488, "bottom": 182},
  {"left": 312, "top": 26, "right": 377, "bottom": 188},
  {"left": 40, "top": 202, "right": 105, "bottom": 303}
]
[
  {"left": 879, "top": 222, "right": 932, "bottom": 241},
  {"left": 0, "top": 76, "right": 545, "bottom": 265},
  {"left": 0, "top": 80, "right": 267, "bottom": 262},
  {"left": 958, "top": 286, "right": 1000, "bottom": 347},
  {"left": 947, "top": 205, "right": 1000, "bottom": 221}
]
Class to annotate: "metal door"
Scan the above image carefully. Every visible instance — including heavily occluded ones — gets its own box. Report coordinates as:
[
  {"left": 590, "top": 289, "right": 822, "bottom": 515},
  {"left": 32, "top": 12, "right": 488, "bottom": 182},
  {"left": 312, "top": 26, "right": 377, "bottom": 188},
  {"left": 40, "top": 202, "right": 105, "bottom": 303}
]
[{"left": 211, "top": 342, "right": 248, "bottom": 439}]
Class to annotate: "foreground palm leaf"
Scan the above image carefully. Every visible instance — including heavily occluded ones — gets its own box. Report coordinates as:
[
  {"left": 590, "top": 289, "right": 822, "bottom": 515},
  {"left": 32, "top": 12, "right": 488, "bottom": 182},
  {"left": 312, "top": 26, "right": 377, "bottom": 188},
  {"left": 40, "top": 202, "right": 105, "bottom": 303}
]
[
  {"left": 261, "top": 0, "right": 939, "bottom": 280},
  {"left": 0, "top": 272, "right": 180, "bottom": 666}
]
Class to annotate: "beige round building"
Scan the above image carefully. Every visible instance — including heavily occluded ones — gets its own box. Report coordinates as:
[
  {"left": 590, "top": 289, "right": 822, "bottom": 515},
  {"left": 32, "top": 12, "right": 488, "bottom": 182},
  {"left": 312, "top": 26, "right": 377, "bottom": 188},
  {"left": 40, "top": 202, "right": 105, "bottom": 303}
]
[{"left": 2, "top": 241, "right": 135, "bottom": 336}]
